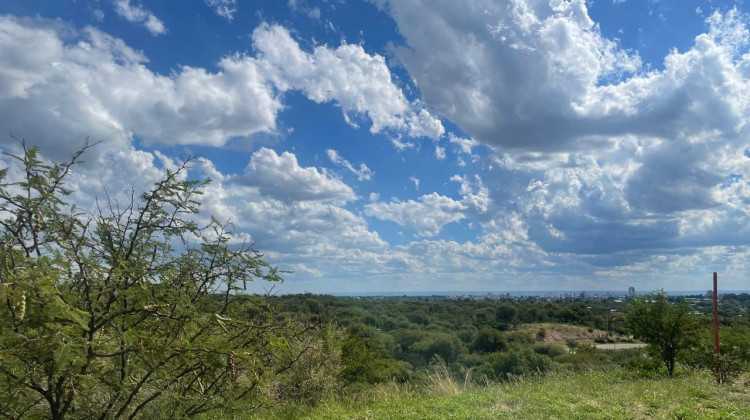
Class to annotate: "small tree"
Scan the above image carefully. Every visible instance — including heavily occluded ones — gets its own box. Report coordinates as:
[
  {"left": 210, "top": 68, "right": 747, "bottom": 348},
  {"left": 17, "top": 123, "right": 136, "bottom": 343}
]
[
  {"left": 472, "top": 327, "right": 507, "bottom": 354},
  {"left": 565, "top": 339, "right": 578, "bottom": 354},
  {"left": 625, "top": 292, "right": 697, "bottom": 376},
  {"left": 0, "top": 142, "right": 338, "bottom": 419},
  {"left": 495, "top": 303, "right": 518, "bottom": 327}
]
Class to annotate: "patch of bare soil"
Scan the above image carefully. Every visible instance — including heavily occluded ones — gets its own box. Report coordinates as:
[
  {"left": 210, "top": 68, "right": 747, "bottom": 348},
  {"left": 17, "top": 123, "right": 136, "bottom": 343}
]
[{"left": 530, "top": 324, "right": 608, "bottom": 343}]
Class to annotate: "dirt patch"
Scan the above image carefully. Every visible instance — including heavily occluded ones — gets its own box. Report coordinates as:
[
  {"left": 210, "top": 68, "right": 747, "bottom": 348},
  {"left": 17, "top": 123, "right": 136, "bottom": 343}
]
[
  {"left": 522, "top": 323, "right": 609, "bottom": 343},
  {"left": 539, "top": 329, "right": 607, "bottom": 343}
]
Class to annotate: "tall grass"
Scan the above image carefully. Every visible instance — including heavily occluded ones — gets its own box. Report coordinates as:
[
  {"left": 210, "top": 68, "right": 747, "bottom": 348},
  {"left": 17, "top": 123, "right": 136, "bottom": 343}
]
[
  {"left": 222, "top": 368, "right": 750, "bottom": 419},
  {"left": 425, "top": 358, "right": 465, "bottom": 396}
]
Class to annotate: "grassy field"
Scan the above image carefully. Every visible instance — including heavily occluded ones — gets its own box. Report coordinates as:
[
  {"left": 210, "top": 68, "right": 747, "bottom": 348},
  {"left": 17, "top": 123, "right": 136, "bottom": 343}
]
[{"left": 208, "top": 369, "right": 750, "bottom": 420}]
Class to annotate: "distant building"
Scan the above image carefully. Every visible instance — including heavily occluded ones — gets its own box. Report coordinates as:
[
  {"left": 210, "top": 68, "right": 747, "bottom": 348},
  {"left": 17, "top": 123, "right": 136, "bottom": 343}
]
[
  {"left": 706, "top": 290, "right": 714, "bottom": 298},
  {"left": 628, "top": 286, "right": 635, "bottom": 297},
  {"left": 580, "top": 290, "right": 587, "bottom": 298}
]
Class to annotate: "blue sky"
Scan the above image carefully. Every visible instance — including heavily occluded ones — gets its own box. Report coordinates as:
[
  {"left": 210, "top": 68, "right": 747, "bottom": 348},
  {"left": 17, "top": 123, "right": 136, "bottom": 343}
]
[{"left": 1, "top": 0, "right": 749, "bottom": 293}]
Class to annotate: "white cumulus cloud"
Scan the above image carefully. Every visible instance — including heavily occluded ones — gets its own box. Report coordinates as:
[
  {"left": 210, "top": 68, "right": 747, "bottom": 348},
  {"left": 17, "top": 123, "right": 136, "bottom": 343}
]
[
  {"left": 0, "top": 17, "right": 441, "bottom": 159},
  {"left": 252, "top": 23, "right": 444, "bottom": 140},
  {"left": 0, "top": 16, "right": 280, "bottom": 156},
  {"left": 365, "top": 193, "right": 467, "bottom": 237},
  {"left": 240, "top": 148, "right": 356, "bottom": 202},
  {"left": 380, "top": 0, "right": 641, "bottom": 150},
  {"left": 448, "top": 133, "right": 478, "bottom": 155}
]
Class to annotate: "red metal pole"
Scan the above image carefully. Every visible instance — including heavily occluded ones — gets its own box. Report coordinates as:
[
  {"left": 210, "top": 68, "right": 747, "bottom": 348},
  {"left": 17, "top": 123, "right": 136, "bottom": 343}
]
[{"left": 713, "top": 272, "right": 720, "bottom": 381}]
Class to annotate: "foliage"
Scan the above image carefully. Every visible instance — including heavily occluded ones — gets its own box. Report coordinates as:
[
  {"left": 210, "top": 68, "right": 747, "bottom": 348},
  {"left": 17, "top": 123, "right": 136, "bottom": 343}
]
[
  {"left": 271, "top": 292, "right": 750, "bottom": 391},
  {"left": 340, "top": 334, "right": 411, "bottom": 386},
  {"left": 476, "top": 347, "right": 553, "bottom": 381},
  {"left": 625, "top": 292, "right": 698, "bottom": 376},
  {"left": 494, "top": 304, "right": 518, "bottom": 328},
  {"left": 0, "top": 143, "right": 338, "bottom": 419},
  {"left": 411, "top": 333, "right": 465, "bottom": 364},
  {"left": 472, "top": 327, "right": 508, "bottom": 354},
  {"left": 266, "top": 292, "right": 748, "bottom": 389},
  {"left": 268, "top": 324, "right": 343, "bottom": 405},
  {"left": 565, "top": 339, "right": 578, "bottom": 353},
  {"left": 682, "top": 326, "right": 750, "bottom": 383},
  {"left": 535, "top": 327, "right": 546, "bottom": 341},
  {"left": 226, "top": 369, "right": 750, "bottom": 420},
  {"left": 684, "top": 343, "right": 745, "bottom": 384},
  {"left": 268, "top": 295, "right": 649, "bottom": 385},
  {"left": 532, "top": 343, "right": 566, "bottom": 358}
]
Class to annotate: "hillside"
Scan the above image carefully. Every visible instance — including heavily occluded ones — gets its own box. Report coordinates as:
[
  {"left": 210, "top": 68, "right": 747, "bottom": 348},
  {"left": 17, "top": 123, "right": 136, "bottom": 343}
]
[{"left": 227, "top": 370, "right": 750, "bottom": 420}]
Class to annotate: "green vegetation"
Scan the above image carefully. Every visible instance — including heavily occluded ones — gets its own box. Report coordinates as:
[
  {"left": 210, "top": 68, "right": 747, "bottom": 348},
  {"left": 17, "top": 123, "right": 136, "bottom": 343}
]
[
  {"left": 2, "top": 144, "right": 750, "bottom": 418},
  {"left": 0, "top": 144, "right": 343, "bottom": 419},
  {"left": 209, "top": 369, "right": 750, "bottom": 419},
  {"left": 626, "top": 293, "right": 699, "bottom": 375}
]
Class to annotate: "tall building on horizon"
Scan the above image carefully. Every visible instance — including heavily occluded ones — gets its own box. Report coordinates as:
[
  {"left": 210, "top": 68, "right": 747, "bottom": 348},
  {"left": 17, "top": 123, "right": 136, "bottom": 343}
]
[{"left": 628, "top": 286, "right": 635, "bottom": 297}]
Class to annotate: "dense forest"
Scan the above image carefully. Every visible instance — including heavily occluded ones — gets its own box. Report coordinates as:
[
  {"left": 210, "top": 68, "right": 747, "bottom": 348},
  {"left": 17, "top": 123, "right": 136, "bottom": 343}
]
[{"left": 269, "top": 292, "right": 750, "bottom": 384}]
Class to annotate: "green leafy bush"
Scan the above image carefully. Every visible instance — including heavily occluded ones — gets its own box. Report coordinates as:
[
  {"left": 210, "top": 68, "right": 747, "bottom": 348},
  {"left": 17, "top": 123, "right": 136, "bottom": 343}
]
[
  {"left": 533, "top": 343, "right": 566, "bottom": 358},
  {"left": 472, "top": 327, "right": 508, "bottom": 354},
  {"left": 0, "top": 144, "right": 340, "bottom": 419},
  {"left": 481, "top": 348, "right": 554, "bottom": 380}
]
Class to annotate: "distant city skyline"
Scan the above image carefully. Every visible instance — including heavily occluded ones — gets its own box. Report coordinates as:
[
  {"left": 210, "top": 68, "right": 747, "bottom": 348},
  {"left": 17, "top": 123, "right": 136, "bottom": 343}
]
[{"left": 325, "top": 289, "right": 750, "bottom": 298}]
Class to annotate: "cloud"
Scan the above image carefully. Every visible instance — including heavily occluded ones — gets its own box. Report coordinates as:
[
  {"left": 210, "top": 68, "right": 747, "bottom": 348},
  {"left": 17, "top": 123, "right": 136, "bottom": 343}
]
[
  {"left": 240, "top": 148, "right": 356, "bottom": 202},
  {"left": 252, "top": 23, "right": 444, "bottom": 140},
  {"left": 208, "top": 190, "right": 386, "bottom": 254},
  {"left": 390, "top": 137, "right": 415, "bottom": 150},
  {"left": 294, "top": 263, "right": 324, "bottom": 277},
  {"left": 326, "top": 149, "right": 374, "bottom": 181},
  {"left": 364, "top": 193, "right": 466, "bottom": 237},
  {"left": 409, "top": 176, "right": 420, "bottom": 190},
  {"left": 363, "top": 174, "right": 490, "bottom": 237},
  {"left": 91, "top": 8, "right": 105, "bottom": 21},
  {"left": 4, "top": 5, "right": 750, "bottom": 292},
  {"left": 435, "top": 145, "right": 446, "bottom": 160},
  {"left": 0, "top": 16, "right": 281, "bottom": 156},
  {"left": 374, "top": 2, "right": 750, "bottom": 274},
  {"left": 0, "top": 142, "right": 390, "bottom": 288},
  {"left": 484, "top": 146, "right": 663, "bottom": 257},
  {"left": 287, "top": 0, "right": 321, "bottom": 20},
  {"left": 0, "top": 17, "right": 440, "bottom": 159},
  {"left": 451, "top": 174, "right": 490, "bottom": 213},
  {"left": 482, "top": 132, "right": 750, "bottom": 261},
  {"left": 625, "top": 142, "right": 723, "bottom": 214},
  {"left": 204, "top": 0, "right": 238, "bottom": 21},
  {"left": 382, "top": 1, "right": 749, "bottom": 161},
  {"left": 113, "top": 0, "right": 166, "bottom": 35},
  {"left": 407, "top": 108, "right": 445, "bottom": 139},
  {"left": 448, "top": 133, "right": 478, "bottom": 155},
  {"left": 380, "top": 0, "right": 642, "bottom": 151}
]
